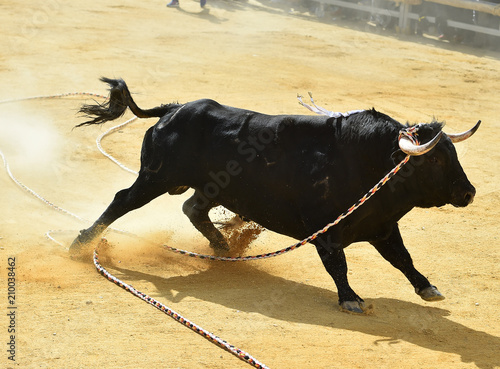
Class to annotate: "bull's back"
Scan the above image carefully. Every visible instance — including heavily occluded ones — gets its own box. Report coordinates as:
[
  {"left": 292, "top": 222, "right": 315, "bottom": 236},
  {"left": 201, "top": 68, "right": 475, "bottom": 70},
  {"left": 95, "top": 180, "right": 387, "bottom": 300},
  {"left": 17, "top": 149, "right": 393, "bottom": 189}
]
[
  {"left": 150, "top": 99, "right": 338, "bottom": 234},
  {"left": 152, "top": 98, "right": 330, "bottom": 174}
]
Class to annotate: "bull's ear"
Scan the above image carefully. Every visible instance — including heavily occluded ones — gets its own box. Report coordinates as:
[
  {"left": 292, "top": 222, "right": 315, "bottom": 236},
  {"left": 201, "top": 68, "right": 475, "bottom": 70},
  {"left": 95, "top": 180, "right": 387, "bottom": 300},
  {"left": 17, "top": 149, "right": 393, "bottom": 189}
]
[{"left": 391, "top": 149, "right": 406, "bottom": 164}]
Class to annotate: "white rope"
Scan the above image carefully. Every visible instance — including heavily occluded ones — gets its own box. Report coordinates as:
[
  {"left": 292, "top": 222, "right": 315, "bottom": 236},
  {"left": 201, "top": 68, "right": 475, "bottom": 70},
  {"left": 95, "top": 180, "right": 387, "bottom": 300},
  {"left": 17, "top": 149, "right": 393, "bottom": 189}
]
[
  {"left": 96, "top": 116, "right": 139, "bottom": 175},
  {"left": 0, "top": 148, "right": 88, "bottom": 223},
  {"left": 0, "top": 92, "right": 107, "bottom": 105},
  {"left": 297, "top": 92, "right": 364, "bottom": 118},
  {"left": 0, "top": 93, "right": 135, "bottom": 245},
  {"left": 0, "top": 92, "right": 271, "bottom": 369}
]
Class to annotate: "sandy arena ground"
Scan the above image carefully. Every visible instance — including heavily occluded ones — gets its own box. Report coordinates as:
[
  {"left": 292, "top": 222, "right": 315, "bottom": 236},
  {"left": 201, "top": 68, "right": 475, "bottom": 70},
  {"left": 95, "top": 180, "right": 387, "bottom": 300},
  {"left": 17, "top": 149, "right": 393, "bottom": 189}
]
[{"left": 1, "top": 1, "right": 499, "bottom": 368}]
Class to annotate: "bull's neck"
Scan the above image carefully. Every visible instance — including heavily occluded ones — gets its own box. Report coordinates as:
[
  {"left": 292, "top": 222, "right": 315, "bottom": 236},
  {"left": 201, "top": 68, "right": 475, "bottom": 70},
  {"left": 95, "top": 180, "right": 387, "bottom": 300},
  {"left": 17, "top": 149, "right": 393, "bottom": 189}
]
[{"left": 354, "top": 138, "right": 418, "bottom": 222}]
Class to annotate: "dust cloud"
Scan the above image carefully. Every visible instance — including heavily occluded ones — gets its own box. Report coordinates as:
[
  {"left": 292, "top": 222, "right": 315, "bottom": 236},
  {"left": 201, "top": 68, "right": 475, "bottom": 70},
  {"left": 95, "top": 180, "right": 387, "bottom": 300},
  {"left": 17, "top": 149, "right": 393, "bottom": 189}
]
[{"left": 0, "top": 103, "right": 62, "bottom": 174}]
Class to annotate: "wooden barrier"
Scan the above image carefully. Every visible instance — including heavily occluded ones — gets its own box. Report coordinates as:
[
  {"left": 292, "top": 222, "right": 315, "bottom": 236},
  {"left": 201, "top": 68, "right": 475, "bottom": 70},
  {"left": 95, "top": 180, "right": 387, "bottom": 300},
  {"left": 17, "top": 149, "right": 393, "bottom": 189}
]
[
  {"left": 426, "top": 0, "right": 500, "bottom": 16},
  {"left": 319, "top": 0, "right": 500, "bottom": 38}
]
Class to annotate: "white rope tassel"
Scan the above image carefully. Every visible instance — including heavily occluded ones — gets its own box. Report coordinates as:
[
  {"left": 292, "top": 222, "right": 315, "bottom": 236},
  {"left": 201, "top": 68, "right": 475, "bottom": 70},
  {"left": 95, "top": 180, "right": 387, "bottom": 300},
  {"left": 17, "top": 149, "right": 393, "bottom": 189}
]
[{"left": 298, "top": 92, "right": 364, "bottom": 118}]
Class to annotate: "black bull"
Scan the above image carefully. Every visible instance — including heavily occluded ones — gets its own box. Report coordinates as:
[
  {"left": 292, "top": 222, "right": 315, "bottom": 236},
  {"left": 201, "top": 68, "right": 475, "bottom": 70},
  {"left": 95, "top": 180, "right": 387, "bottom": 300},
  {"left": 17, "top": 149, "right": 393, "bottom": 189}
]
[{"left": 71, "top": 78, "right": 479, "bottom": 313}]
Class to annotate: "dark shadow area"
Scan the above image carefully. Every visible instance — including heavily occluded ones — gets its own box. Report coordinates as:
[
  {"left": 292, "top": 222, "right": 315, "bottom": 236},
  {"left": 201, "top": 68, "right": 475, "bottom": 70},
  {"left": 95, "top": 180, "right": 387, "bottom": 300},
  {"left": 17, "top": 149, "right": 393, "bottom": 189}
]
[
  {"left": 109, "top": 261, "right": 499, "bottom": 369},
  {"left": 168, "top": 0, "right": 285, "bottom": 23},
  {"left": 175, "top": 0, "right": 500, "bottom": 60},
  {"left": 173, "top": 6, "right": 229, "bottom": 24}
]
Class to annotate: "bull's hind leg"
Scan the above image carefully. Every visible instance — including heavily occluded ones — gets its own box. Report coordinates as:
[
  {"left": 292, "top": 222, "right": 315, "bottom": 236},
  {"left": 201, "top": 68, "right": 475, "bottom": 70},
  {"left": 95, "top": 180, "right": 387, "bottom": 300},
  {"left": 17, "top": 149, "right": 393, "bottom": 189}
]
[
  {"left": 69, "top": 172, "right": 171, "bottom": 255},
  {"left": 314, "top": 243, "right": 366, "bottom": 314},
  {"left": 182, "top": 191, "right": 230, "bottom": 253}
]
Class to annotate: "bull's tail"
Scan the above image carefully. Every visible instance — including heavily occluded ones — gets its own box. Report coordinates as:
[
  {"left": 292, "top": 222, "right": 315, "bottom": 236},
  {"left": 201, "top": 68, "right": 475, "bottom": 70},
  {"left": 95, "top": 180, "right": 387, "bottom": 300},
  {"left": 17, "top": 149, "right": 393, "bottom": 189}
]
[{"left": 75, "top": 77, "right": 179, "bottom": 127}]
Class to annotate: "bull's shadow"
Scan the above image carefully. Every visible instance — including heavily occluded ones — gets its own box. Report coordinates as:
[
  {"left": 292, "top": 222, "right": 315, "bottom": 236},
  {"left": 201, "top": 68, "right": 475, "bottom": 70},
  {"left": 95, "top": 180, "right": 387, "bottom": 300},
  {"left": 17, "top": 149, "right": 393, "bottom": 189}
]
[{"left": 110, "top": 261, "right": 499, "bottom": 369}]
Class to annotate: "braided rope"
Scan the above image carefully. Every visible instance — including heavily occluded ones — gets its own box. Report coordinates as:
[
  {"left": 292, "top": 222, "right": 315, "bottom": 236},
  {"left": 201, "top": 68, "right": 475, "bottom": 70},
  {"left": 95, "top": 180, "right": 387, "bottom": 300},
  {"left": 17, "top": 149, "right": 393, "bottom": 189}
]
[
  {"left": 159, "top": 153, "right": 410, "bottom": 261},
  {"left": 94, "top": 95, "right": 416, "bottom": 261},
  {"left": 0, "top": 92, "right": 271, "bottom": 368},
  {"left": 0, "top": 144, "right": 270, "bottom": 369},
  {"left": 93, "top": 244, "right": 270, "bottom": 369},
  {"left": 1, "top": 92, "right": 420, "bottom": 369}
]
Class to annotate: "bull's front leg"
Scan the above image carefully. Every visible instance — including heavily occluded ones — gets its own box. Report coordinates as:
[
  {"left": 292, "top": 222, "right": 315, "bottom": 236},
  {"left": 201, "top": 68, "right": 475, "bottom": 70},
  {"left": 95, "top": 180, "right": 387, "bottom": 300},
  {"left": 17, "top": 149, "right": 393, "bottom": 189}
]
[
  {"left": 369, "top": 224, "right": 445, "bottom": 302},
  {"left": 314, "top": 241, "right": 366, "bottom": 314},
  {"left": 70, "top": 221, "right": 108, "bottom": 253},
  {"left": 69, "top": 210, "right": 120, "bottom": 259}
]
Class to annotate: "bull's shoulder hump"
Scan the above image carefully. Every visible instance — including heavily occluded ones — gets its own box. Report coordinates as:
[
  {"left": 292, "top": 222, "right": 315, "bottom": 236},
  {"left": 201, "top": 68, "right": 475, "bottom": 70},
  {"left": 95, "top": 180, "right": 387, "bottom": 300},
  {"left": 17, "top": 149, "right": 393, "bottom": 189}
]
[
  {"left": 181, "top": 99, "right": 260, "bottom": 117},
  {"left": 183, "top": 98, "right": 223, "bottom": 111}
]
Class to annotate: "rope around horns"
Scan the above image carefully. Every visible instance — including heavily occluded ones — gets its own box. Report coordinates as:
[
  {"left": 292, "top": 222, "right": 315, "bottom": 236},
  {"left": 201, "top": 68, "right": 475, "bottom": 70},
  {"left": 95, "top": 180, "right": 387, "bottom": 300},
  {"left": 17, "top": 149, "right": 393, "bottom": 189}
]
[{"left": 0, "top": 92, "right": 417, "bottom": 369}]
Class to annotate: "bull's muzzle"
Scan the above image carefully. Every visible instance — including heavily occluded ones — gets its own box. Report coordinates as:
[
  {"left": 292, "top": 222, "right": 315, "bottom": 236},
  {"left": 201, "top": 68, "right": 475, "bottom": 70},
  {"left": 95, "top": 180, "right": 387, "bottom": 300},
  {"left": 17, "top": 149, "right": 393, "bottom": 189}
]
[{"left": 452, "top": 182, "right": 476, "bottom": 207}]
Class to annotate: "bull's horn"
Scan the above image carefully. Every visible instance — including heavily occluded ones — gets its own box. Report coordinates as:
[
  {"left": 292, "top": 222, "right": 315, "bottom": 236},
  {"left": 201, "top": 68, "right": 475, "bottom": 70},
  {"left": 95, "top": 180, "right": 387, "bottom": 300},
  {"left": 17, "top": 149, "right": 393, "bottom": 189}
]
[
  {"left": 446, "top": 120, "right": 481, "bottom": 143},
  {"left": 399, "top": 131, "right": 443, "bottom": 156}
]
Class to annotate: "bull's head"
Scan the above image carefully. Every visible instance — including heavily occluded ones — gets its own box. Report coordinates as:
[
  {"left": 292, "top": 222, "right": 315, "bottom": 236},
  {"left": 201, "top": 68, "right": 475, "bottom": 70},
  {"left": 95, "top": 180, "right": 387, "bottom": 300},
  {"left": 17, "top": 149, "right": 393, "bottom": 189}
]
[
  {"left": 397, "top": 121, "right": 480, "bottom": 208},
  {"left": 297, "top": 94, "right": 480, "bottom": 209}
]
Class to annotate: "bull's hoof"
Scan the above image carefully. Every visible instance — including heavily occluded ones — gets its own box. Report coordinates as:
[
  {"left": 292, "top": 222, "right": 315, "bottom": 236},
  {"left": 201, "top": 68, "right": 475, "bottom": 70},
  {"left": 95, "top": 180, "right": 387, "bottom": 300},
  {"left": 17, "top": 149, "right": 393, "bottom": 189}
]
[
  {"left": 417, "top": 285, "right": 445, "bottom": 302},
  {"left": 210, "top": 240, "right": 230, "bottom": 256},
  {"left": 340, "top": 300, "right": 366, "bottom": 314},
  {"left": 69, "top": 238, "right": 83, "bottom": 255},
  {"left": 69, "top": 234, "right": 93, "bottom": 261}
]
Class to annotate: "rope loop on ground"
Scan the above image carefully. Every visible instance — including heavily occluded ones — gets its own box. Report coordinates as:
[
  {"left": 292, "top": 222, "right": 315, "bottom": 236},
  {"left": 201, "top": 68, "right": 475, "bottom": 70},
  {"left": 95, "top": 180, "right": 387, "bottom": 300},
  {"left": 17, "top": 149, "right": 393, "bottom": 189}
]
[{"left": 0, "top": 92, "right": 420, "bottom": 369}]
